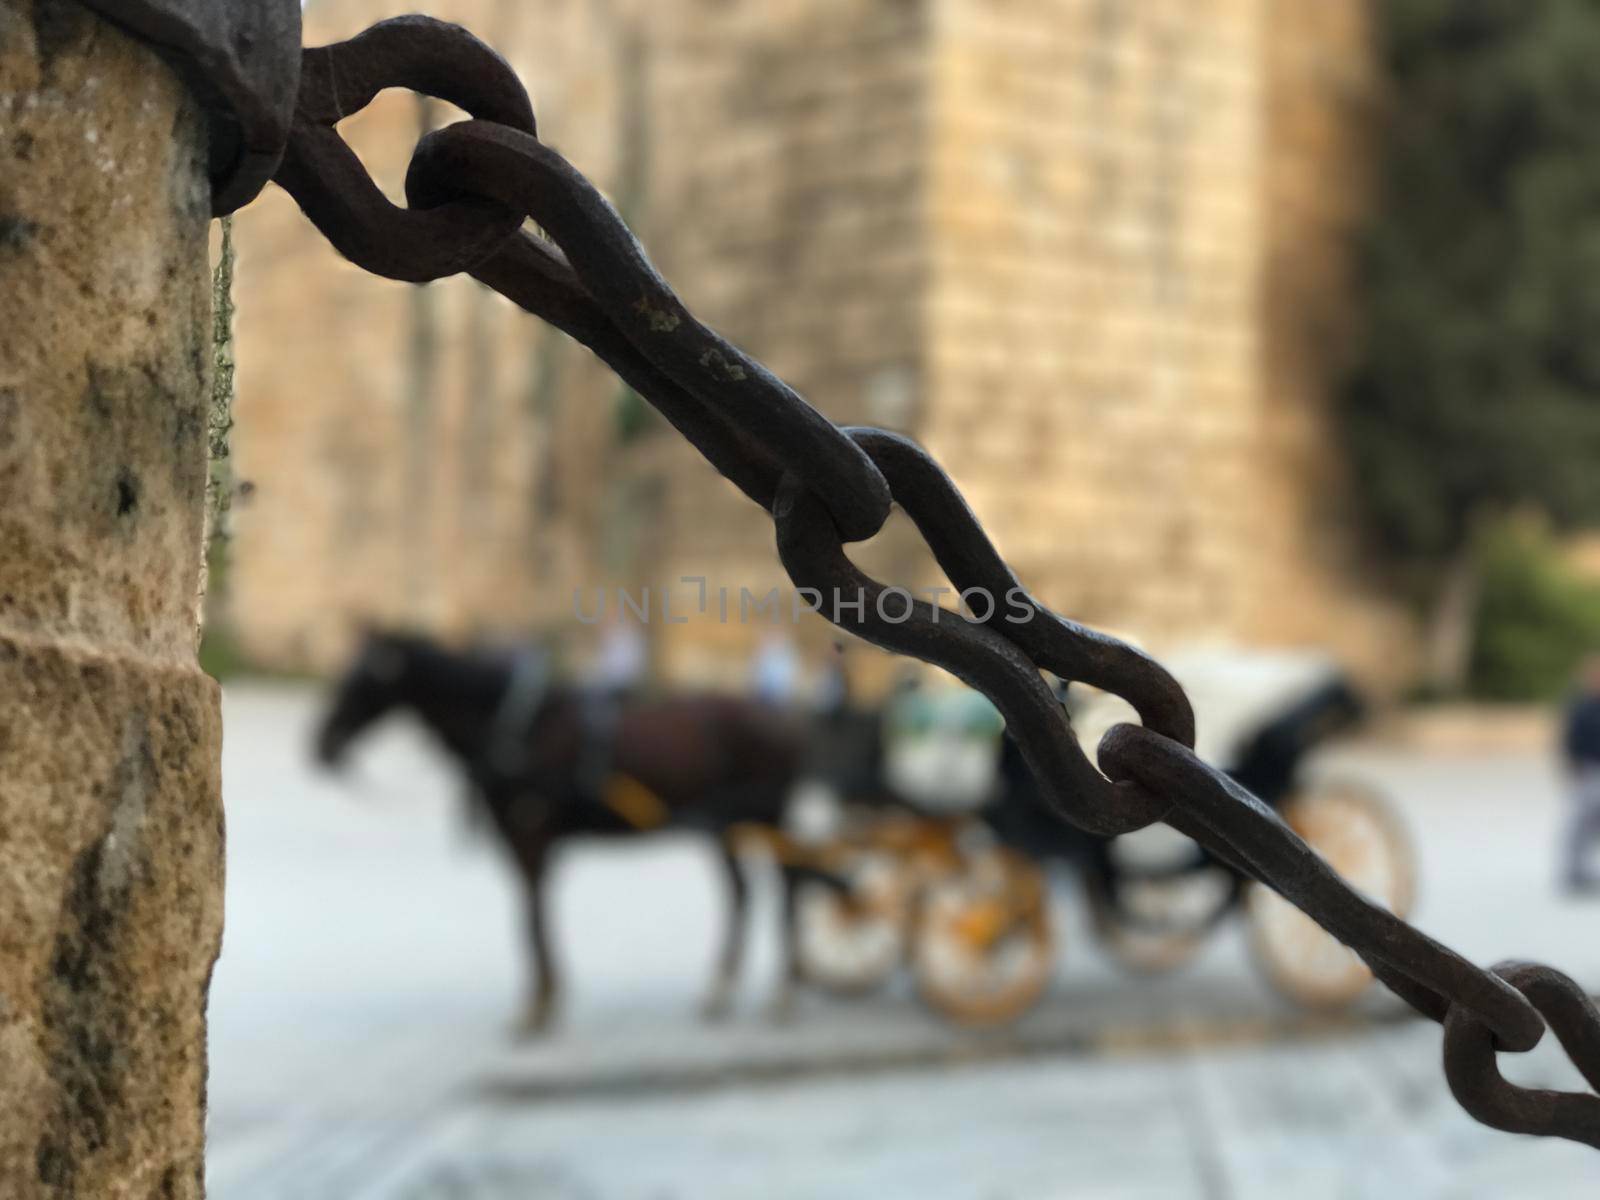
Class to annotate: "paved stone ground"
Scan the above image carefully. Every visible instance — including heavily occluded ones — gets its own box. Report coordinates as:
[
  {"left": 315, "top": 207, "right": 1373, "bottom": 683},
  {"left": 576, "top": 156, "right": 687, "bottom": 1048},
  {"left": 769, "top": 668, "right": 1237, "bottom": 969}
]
[{"left": 206, "top": 685, "right": 1600, "bottom": 1199}]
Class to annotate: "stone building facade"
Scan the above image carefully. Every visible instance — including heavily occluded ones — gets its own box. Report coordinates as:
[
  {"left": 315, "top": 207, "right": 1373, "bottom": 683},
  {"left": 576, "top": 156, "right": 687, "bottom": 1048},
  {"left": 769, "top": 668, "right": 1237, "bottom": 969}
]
[{"left": 228, "top": 0, "right": 1414, "bottom": 687}]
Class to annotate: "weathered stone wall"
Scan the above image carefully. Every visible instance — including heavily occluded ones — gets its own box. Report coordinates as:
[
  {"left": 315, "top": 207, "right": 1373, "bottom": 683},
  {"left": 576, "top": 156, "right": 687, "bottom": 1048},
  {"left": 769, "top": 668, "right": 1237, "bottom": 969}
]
[
  {"left": 0, "top": 2, "right": 222, "bottom": 1196},
  {"left": 232, "top": 0, "right": 692, "bottom": 667},
  {"left": 229, "top": 0, "right": 1412, "bottom": 686},
  {"left": 1254, "top": 0, "right": 1414, "bottom": 679},
  {"left": 921, "top": 0, "right": 1411, "bottom": 677},
  {"left": 924, "top": 0, "right": 1266, "bottom": 641},
  {"left": 232, "top": 0, "right": 932, "bottom": 683},
  {"left": 619, "top": 0, "right": 934, "bottom": 686}
]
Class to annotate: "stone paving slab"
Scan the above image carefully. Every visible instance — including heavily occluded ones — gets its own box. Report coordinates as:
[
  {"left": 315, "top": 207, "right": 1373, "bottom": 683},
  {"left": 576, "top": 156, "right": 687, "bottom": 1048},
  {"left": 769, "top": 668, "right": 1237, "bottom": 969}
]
[
  {"left": 211, "top": 1024, "right": 1600, "bottom": 1200},
  {"left": 206, "top": 685, "right": 1600, "bottom": 1198}
]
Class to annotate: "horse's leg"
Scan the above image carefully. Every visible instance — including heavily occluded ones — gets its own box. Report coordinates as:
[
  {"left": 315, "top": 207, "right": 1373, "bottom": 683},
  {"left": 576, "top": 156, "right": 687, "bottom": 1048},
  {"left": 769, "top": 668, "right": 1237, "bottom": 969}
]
[
  {"left": 513, "top": 847, "right": 559, "bottom": 1039},
  {"left": 768, "top": 862, "right": 804, "bottom": 1023},
  {"left": 700, "top": 834, "right": 749, "bottom": 1021}
]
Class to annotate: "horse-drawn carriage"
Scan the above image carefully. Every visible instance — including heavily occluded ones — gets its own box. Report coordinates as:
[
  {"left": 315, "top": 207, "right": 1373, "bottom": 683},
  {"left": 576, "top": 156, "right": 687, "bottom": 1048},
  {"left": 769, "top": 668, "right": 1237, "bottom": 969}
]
[
  {"left": 792, "top": 659, "right": 1417, "bottom": 1025},
  {"left": 317, "top": 633, "right": 1414, "bottom": 1032}
]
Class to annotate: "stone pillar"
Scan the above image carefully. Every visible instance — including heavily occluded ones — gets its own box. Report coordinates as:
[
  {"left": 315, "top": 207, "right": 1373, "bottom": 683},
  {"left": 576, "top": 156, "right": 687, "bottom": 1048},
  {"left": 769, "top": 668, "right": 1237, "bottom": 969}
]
[{"left": 0, "top": 2, "right": 224, "bottom": 1196}]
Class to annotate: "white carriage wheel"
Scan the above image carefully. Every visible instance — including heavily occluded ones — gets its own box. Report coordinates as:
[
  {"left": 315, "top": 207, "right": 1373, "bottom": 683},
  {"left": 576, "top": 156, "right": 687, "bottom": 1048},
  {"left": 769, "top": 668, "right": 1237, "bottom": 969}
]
[
  {"left": 1246, "top": 779, "right": 1417, "bottom": 1010},
  {"left": 1090, "top": 865, "right": 1234, "bottom": 976}
]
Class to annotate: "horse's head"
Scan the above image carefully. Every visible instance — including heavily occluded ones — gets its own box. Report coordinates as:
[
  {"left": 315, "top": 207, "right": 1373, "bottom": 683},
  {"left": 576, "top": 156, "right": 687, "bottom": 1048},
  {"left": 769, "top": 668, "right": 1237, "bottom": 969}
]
[{"left": 314, "top": 630, "right": 414, "bottom": 770}]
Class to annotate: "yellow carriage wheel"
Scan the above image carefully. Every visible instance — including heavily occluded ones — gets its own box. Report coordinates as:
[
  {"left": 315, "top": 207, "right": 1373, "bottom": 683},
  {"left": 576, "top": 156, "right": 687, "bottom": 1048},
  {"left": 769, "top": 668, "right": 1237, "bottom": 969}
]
[
  {"left": 794, "top": 848, "right": 916, "bottom": 996},
  {"left": 913, "top": 849, "right": 1054, "bottom": 1026}
]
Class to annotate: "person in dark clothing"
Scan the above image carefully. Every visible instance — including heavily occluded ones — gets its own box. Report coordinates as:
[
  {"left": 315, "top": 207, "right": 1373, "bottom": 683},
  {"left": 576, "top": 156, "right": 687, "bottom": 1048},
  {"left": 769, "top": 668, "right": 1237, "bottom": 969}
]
[{"left": 1561, "top": 655, "right": 1600, "bottom": 893}]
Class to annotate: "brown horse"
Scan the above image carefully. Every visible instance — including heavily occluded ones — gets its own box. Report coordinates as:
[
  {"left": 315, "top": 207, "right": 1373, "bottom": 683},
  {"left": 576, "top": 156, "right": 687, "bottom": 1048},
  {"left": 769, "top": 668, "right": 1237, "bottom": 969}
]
[{"left": 313, "top": 630, "right": 814, "bottom": 1034}]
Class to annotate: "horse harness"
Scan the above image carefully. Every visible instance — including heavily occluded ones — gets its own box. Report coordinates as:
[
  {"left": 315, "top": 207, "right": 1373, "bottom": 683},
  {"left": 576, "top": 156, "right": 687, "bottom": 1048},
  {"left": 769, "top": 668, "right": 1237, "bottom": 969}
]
[{"left": 486, "top": 652, "right": 668, "bottom": 832}]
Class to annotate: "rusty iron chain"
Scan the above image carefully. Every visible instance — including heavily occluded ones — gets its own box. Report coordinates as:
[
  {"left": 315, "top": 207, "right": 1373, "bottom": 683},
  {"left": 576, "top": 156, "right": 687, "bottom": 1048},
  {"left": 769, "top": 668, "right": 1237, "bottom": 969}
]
[{"left": 130, "top": 10, "right": 1600, "bottom": 1152}]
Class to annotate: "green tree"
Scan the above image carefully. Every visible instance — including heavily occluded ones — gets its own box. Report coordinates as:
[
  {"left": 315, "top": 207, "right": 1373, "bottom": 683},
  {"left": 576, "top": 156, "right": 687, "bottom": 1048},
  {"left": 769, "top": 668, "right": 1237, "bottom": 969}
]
[
  {"left": 1467, "top": 519, "right": 1600, "bottom": 701},
  {"left": 1347, "top": 0, "right": 1600, "bottom": 687}
]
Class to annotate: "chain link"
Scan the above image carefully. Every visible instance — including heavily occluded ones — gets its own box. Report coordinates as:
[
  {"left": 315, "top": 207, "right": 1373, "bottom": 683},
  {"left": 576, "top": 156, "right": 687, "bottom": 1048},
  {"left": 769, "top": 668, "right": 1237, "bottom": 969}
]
[
  {"left": 1443, "top": 961, "right": 1600, "bottom": 1147},
  {"left": 406, "top": 119, "right": 893, "bottom": 541},
  {"left": 259, "top": 14, "right": 1600, "bottom": 1152},
  {"left": 274, "top": 18, "right": 536, "bottom": 281}
]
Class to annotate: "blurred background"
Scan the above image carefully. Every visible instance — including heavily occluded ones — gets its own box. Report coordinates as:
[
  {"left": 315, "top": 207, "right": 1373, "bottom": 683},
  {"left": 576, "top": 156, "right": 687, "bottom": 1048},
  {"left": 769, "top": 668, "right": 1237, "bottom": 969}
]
[{"left": 203, "top": 1, "right": 1600, "bottom": 1196}]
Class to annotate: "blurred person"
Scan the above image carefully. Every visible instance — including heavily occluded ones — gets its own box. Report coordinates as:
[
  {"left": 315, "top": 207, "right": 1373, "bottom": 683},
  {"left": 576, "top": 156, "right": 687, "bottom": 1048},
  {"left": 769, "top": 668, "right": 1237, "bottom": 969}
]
[
  {"left": 812, "top": 643, "right": 851, "bottom": 715},
  {"left": 1561, "top": 654, "right": 1600, "bottom": 894},
  {"left": 750, "top": 630, "right": 800, "bottom": 706},
  {"left": 592, "top": 609, "right": 647, "bottom": 694},
  {"left": 580, "top": 612, "right": 648, "bottom": 792}
]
